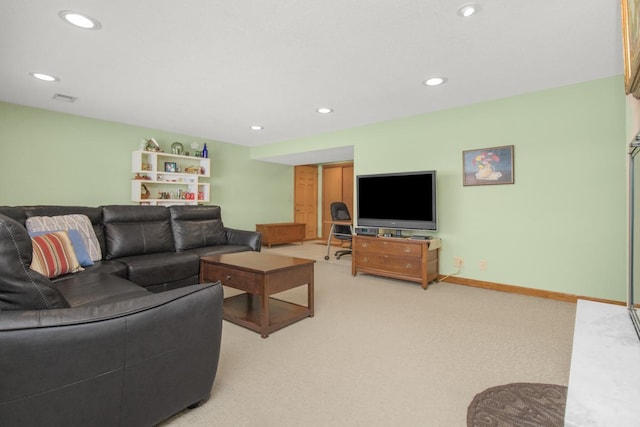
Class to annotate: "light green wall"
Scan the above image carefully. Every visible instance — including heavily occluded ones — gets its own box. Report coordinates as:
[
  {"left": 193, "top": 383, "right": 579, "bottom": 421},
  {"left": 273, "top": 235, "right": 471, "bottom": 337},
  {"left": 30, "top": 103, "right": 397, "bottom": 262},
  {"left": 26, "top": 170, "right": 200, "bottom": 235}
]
[
  {"left": 253, "top": 76, "right": 628, "bottom": 301},
  {"left": 0, "top": 102, "right": 293, "bottom": 230},
  {"left": 0, "top": 77, "right": 627, "bottom": 301}
]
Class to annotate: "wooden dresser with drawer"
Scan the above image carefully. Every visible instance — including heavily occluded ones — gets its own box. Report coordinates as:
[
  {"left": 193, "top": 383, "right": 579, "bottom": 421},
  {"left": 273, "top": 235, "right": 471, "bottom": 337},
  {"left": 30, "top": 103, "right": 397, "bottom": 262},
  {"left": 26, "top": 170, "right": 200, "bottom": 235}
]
[{"left": 351, "top": 235, "right": 440, "bottom": 289}]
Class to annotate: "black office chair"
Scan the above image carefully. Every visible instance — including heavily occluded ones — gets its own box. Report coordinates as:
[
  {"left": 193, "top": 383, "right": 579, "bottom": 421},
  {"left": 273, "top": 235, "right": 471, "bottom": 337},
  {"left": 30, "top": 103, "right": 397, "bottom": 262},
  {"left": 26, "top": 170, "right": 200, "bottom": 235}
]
[{"left": 325, "top": 201, "right": 353, "bottom": 260}]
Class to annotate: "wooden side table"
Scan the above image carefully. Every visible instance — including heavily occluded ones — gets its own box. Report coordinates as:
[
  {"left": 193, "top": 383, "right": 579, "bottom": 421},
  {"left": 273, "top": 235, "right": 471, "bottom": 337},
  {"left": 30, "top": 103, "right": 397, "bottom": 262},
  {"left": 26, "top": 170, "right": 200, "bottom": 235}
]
[
  {"left": 200, "top": 252, "right": 315, "bottom": 338},
  {"left": 256, "top": 222, "right": 306, "bottom": 248}
]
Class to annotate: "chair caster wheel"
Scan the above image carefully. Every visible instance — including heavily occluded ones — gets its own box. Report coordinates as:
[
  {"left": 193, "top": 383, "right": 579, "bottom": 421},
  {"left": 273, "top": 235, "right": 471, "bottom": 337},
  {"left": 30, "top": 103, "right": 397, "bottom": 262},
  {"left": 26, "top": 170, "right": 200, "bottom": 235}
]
[{"left": 324, "top": 256, "right": 330, "bottom": 260}]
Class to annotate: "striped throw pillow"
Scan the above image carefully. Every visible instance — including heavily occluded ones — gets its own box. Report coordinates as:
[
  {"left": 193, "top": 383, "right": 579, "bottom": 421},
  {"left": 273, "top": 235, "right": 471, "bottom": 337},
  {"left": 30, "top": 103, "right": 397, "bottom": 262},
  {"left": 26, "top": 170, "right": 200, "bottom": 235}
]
[{"left": 31, "top": 231, "right": 84, "bottom": 278}]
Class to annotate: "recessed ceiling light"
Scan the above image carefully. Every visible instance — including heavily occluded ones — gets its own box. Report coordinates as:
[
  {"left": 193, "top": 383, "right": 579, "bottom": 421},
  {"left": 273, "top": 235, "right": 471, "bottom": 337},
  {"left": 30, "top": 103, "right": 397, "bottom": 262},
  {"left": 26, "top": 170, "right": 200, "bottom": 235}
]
[
  {"left": 424, "top": 77, "right": 447, "bottom": 86},
  {"left": 58, "top": 10, "right": 101, "bottom": 29},
  {"left": 30, "top": 72, "right": 59, "bottom": 82},
  {"left": 317, "top": 107, "right": 333, "bottom": 114},
  {"left": 250, "top": 125, "right": 264, "bottom": 131},
  {"left": 457, "top": 3, "right": 478, "bottom": 17}
]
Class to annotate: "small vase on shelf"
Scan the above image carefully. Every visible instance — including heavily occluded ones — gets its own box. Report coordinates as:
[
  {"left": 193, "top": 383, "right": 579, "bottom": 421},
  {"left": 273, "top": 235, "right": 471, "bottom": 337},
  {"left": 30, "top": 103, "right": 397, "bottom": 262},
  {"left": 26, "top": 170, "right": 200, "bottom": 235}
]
[{"left": 202, "top": 144, "right": 208, "bottom": 158}]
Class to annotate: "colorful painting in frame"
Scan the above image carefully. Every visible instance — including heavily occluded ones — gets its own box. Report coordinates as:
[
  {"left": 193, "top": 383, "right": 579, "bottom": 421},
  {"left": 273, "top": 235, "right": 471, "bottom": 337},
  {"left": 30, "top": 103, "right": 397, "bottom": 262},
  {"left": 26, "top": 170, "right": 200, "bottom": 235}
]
[
  {"left": 623, "top": 0, "right": 640, "bottom": 96},
  {"left": 463, "top": 145, "right": 514, "bottom": 186}
]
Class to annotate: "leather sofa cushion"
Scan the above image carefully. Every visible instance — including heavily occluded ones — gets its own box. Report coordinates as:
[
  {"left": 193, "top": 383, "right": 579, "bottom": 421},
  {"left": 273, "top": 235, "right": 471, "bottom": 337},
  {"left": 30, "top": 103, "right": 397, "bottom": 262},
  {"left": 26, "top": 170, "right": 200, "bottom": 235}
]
[
  {"left": 145, "top": 275, "right": 199, "bottom": 293},
  {"left": 26, "top": 206, "right": 103, "bottom": 225},
  {"left": 114, "top": 252, "right": 200, "bottom": 287},
  {"left": 169, "top": 205, "right": 228, "bottom": 251},
  {"left": 225, "top": 227, "right": 262, "bottom": 252},
  {"left": 53, "top": 260, "right": 128, "bottom": 282},
  {"left": 0, "top": 214, "right": 69, "bottom": 310},
  {"left": 0, "top": 207, "right": 27, "bottom": 225},
  {"left": 55, "top": 273, "right": 150, "bottom": 307},
  {"left": 0, "top": 283, "right": 222, "bottom": 426},
  {"left": 103, "top": 205, "right": 175, "bottom": 259},
  {"left": 185, "top": 245, "right": 253, "bottom": 257}
]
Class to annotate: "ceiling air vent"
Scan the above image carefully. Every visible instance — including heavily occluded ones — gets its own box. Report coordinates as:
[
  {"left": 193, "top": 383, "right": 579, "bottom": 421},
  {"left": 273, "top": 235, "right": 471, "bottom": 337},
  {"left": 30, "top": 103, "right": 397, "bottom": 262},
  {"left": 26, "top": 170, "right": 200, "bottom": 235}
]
[{"left": 52, "top": 93, "right": 77, "bottom": 103}]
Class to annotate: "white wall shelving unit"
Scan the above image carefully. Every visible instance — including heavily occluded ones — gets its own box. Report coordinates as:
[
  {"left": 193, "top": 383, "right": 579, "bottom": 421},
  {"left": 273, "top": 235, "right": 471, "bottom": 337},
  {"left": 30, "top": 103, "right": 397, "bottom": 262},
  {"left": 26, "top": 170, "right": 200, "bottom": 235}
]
[{"left": 131, "top": 150, "right": 210, "bottom": 206}]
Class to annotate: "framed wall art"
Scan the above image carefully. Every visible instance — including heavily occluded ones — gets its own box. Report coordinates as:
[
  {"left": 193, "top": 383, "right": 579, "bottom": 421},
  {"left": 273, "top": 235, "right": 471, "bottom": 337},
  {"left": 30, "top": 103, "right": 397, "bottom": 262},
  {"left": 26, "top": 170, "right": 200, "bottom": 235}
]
[
  {"left": 463, "top": 145, "right": 514, "bottom": 186},
  {"left": 623, "top": 0, "right": 640, "bottom": 97}
]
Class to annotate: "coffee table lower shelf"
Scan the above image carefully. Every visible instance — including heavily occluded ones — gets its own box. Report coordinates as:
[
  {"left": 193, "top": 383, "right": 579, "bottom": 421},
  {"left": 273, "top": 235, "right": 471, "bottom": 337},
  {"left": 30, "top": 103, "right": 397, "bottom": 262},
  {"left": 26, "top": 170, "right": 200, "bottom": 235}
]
[{"left": 223, "top": 293, "right": 313, "bottom": 338}]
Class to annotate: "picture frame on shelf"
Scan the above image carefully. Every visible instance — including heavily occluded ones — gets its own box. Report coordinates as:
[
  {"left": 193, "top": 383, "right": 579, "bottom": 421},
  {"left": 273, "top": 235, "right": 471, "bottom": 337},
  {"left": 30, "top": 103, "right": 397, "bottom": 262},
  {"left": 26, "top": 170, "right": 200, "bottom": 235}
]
[
  {"left": 164, "top": 162, "right": 177, "bottom": 173},
  {"left": 462, "top": 145, "right": 514, "bottom": 186}
]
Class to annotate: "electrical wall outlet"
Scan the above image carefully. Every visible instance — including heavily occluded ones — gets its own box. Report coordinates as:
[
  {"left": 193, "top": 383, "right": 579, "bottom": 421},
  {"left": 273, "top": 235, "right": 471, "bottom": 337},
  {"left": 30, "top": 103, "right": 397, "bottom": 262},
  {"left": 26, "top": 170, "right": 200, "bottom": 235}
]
[
  {"left": 454, "top": 257, "right": 464, "bottom": 267},
  {"left": 479, "top": 260, "right": 487, "bottom": 271}
]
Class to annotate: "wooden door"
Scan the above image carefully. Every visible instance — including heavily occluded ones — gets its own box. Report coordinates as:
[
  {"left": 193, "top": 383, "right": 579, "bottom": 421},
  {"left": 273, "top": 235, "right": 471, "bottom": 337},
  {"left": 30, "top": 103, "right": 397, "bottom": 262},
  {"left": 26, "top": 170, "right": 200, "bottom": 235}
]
[
  {"left": 321, "top": 162, "right": 354, "bottom": 240},
  {"left": 342, "top": 164, "right": 354, "bottom": 216},
  {"left": 294, "top": 165, "right": 318, "bottom": 240}
]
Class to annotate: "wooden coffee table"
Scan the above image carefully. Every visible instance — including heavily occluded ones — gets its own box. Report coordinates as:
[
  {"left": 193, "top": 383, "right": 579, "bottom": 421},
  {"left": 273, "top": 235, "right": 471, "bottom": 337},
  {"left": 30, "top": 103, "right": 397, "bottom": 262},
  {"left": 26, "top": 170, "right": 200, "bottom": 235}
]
[{"left": 200, "top": 251, "right": 315, "bottom": 338}]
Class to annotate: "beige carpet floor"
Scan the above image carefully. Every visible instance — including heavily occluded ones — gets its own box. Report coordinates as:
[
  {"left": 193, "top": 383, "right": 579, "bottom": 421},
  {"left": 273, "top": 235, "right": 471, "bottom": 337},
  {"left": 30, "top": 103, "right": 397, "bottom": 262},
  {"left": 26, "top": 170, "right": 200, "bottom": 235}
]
[{"left": 163, "top": 242, "right": 576, "bottom": 426}]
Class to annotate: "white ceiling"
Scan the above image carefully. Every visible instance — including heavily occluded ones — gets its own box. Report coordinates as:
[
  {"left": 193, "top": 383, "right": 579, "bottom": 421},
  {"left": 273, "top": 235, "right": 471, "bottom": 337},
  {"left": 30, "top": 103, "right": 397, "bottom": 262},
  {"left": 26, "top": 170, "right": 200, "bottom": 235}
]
[{"left": 0, "top": 1, "right": 623, "bottom": 158}]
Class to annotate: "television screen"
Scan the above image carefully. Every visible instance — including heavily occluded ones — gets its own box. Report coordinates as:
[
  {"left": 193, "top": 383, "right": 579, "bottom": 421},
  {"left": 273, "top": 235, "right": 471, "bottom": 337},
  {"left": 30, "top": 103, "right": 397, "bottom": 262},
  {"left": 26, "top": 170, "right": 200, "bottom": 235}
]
[{"left": 356, "top": 170, "right": 437, "bottom": 231}]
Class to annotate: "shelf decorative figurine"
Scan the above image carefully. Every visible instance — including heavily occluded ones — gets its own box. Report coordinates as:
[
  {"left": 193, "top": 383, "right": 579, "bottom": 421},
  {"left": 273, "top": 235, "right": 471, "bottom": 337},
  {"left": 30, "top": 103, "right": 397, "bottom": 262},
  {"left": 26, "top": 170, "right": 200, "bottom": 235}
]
[
  {"left": 171, "top": 142, "right": 184, "bottom": 155},
  {"left": 145, "top": 138, "right": 164, "bottom": 152},
  {"left": 140, "top": 184, "right": 150, "bottom": 199}
]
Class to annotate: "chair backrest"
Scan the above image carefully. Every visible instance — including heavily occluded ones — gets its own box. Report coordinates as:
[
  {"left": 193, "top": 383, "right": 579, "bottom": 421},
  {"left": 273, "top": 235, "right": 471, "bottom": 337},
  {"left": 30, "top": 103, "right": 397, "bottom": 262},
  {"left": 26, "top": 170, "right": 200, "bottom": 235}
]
[
  {"left": 330, "top": 202, "right": 352, "bottom": 237},
  {"left": 330, "top": 202, "right": 351, "bottom": 221}
]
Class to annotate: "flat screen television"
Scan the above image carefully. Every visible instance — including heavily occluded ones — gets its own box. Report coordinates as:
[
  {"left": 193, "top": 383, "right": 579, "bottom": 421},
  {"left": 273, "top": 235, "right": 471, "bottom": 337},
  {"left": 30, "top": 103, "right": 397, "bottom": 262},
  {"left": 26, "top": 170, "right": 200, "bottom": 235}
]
[{"left": 356, "top": 170, "right": 437, "bottom": 231}]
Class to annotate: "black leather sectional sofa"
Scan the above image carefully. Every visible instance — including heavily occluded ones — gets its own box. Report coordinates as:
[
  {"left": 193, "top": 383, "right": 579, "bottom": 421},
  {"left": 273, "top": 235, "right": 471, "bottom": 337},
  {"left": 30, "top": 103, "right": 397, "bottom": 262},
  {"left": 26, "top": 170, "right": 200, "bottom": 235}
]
[{"left": 0, "top": 204, "right": 262, "bottom": 426}]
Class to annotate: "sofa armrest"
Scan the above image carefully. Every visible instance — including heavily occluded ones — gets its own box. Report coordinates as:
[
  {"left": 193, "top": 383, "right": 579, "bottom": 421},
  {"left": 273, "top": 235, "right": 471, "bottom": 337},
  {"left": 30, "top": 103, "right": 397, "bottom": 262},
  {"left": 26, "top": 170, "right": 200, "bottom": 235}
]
[
  {"left": 0, "top": 282, "right": 223, "bottom": 426},
  {"left": 225, "top": 227, "right": 262, "bottom": 251}
]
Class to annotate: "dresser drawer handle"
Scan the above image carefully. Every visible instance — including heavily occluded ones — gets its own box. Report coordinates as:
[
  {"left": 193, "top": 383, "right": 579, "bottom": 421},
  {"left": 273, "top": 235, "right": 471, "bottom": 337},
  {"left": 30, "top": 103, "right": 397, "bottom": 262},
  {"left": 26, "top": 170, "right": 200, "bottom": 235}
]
[
  {"left": 226, "top": 274, "right": 232, "bottom": 280},
  {"left": 403, "top": 247, "right": 412, "bottom": 253},
  {"left": 405, "top": 264, "right": 413, "bottom": 269},
  {"left": 361, "top": 242, "right": 368, "bottom": 248}
]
